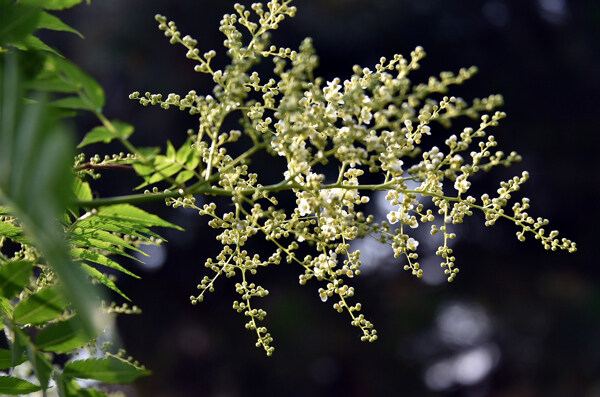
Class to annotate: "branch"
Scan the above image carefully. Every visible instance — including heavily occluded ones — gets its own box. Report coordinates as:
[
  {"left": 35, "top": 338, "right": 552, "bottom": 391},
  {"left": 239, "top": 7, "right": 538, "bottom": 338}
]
[{"left": 75, "top": 162, "right": 134, "bottom": 171}]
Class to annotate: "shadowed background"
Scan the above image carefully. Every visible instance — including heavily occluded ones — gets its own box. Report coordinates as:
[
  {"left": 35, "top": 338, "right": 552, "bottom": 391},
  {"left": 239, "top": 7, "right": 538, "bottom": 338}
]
[{"left": 43, "top": 0, "right": 599, "bottom": 396}]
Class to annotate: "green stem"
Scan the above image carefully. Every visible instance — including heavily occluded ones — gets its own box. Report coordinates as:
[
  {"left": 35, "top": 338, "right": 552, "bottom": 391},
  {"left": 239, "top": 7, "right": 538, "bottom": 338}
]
[
  {"left": 73, "top": 165, "right": 522, "bottom": 240},
  {"left": 73, "top": 139, "right": 269, "bottom": 207}
]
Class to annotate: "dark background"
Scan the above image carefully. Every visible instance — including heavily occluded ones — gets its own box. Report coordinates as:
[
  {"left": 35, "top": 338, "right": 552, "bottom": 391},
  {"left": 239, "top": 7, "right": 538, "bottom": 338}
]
[{"left": 45, "top": 0, "right": 599, "bottom": 396}]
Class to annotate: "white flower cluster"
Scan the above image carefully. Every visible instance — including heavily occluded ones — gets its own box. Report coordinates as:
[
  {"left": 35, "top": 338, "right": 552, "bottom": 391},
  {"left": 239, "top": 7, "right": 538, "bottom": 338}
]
[{"left": 134, "top": 0, "right": 576, "bottom": 354}]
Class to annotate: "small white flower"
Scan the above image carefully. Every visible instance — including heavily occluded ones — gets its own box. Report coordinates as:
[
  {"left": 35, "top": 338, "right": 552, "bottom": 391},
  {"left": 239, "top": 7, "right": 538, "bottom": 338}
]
[
  {"left": 297, "top": 198, "right": 312, "bottom": 216},
  {"left": 327, "top": 251, "right": 337, "bottom": 268},
  {"left": 324, "top": 103, "right": 337, "bottom": 121},
  {"left": 321, "top": 219, "right": 337, "bottom": 239},
  {"left": 319, "top": 188, "right": 352, "bottom": 204},
  {"left": 347, "top": 157, "right": 362, "bottom": 167},
  {"left": 404, "top": 214, "right": 419, "bottom": 229},
  {"left": 360, "top": 107, "right": 372, "bottom": 124},
  {"left": 338, "top": 126, "right": 350, "bottom": 136},
  {"left": 454, "top": 174, "right": 471, "bottom": 193},
  {"left": 406, "top": 237, "right": 419, "bottom": 250},
  {"left": 389, "top": 159, "right": 404, "bottom": 173},
  {"left": 320, "top": 291, "right": 328, "bottom": 302},
  {"left": 324, "top": 79, "right": 343, "bottom": 103}
]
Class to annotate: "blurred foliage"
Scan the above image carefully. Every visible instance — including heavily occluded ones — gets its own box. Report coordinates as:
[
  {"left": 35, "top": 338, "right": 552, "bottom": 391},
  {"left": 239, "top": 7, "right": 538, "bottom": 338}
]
[{"left": 0, "top": 0, "right": 175, "bottom": 395}]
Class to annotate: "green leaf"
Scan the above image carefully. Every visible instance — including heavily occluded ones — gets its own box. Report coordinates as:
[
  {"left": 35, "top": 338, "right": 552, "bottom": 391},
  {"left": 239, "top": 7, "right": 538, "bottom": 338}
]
[
  {"left": 0, "top": 260, "right": 33, "bottom": 299},
  {"left": 70, "top": 235, "right": 137, "bottom": 261},
  {"left": 80, "top": 264, "right": 130, "bottom": 301},
  {"left": 37, "top": 11, "right": 83, "bottom": 38},
  {"left": 175, "top": 169, "right": 196, "bottom": 185},
  {"left": 176, "top": 140, "right": 193, "bottom": 163},
  {"left": 0, "top": 349, "right": 26, "bottom": 370},
  {"left": 70, "top": 227, "right": 142, "bottom": 255},
  {"left": 71, "top": 248, "right": 139, "bottom": 279},
  {"left": 73, "top": 178, "right": 92, "bottom": 201},
  {"left": 0, "top": 296, "right": 12, "bottom": 316},
  {"left": 64, "top": 357, "right": 150, "bottom": 383},
  {"left": 27, "top": 62, "right": 78, "bottom": 93},
  {"left": 10, "top": 325, "right": 27, "bottom": 367},
  {"left": 48, "top": 56, "right": 104, "bottom": 109},
  {"left": 0, "top": 297, "right": 11, "bottom": 330},
  {"left": 78, "top": 388, "right": 108, "bottom": 397},
  {"left": 13, "top": 286, "right": 69, "bottom": 325},
  {"left": 132, "top": 162, "right": 154, "bottom": 177},
  {"left": 0, "top": 376, "right": 42, "bottom": 395},
  {"left": 21, "top": 34, "right": 62, "bottom": 56},
  {"left": 134, "top": 160, "right": 182, "bottom": 189},
  {"left": 77, "top": 121, "right": 134, "bottom": 148},
  {"left": 19, "top": 0, "right": 83, "bottom": 11},
  {"left": 166, "top": 140, "right": 176, "bottom": 159},
  {"left": 98, "top": 204, "right": 182, "bottom": 230},
  {"left": 55, "top": 374, "right": 108, "bottom": 397},
  {"left": 25, "top": 76, "right": 78, "bottom": 93},
  {"left": 0, "top": 220, "right": 21, "bottom": 239},
  {"left": 25, "top": 345, "right": 53, "bottom": 390},
  {"left": 0, "top": 220, "right": 31, "bottom": 244},
  {"left": 51, "top": 96, "right": 94, "bottom": 111},
  {"left": 134, "top": 139, "right": 200, "bottom": 189},
  {"left": 136, "top": 146, "right": 161, "bottom": 158},
  {"left": 36, "top": 317, "right": 95, "bottom": 353},
  {"left": 138, "top": 162, "right": 182, "bottom": 188},
  {"left": 0, "top": 3, "right": 41, "bottom": 47},
  {"left": 7, "top": 327, "right": 53, "bottom": 389},
  {"left": 50, "top": 107, "right": 78, "bottom": 119},
  {"left": 53, "top": 373, "right": 70, "bottom": 397},
  {"left": 73, "top": 217, "right": 157, "bottom": 243}
]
